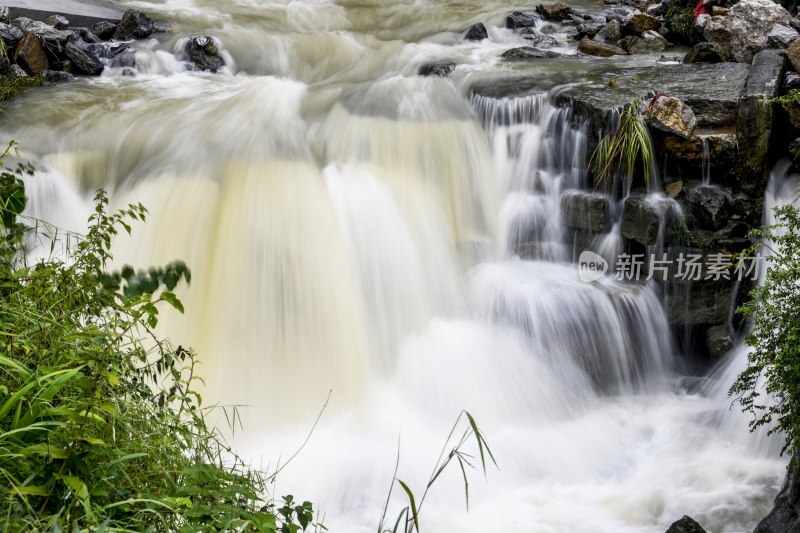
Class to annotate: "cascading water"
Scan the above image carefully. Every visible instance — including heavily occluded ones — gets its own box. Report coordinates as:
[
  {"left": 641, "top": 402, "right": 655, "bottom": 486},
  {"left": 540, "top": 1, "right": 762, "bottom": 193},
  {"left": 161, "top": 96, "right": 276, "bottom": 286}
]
[{"left": 2, "top": 0, "right": 790, "bottom": 530}]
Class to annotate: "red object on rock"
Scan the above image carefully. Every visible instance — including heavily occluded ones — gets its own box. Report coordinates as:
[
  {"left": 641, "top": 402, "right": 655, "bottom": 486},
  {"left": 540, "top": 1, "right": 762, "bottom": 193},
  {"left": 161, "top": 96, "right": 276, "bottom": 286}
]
[{"left": 694, "top": 0, "right": 708, "bottom": 20}]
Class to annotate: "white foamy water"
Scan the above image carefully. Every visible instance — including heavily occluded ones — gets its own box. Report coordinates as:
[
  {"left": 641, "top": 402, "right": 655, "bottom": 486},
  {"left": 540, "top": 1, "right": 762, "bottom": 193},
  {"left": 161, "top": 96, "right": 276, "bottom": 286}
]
[{"left": 1, "top": 0, "right": 791, "bottom": 530}]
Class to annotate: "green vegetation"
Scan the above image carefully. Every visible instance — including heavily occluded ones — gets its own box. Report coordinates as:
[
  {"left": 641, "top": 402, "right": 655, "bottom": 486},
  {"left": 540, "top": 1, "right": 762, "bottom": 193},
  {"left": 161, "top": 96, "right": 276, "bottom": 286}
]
[
  {"left": 730, "top": 197, "right": 800, "bottom": 455},
  {"left": 665, "top": 0, "right": 696, "bottom": 42},
  {"left": 0, "top": 141, "right": 322, "bottom": 531},
  {"left": 590, "top": 99, "right": 654, "bottom": 188}
]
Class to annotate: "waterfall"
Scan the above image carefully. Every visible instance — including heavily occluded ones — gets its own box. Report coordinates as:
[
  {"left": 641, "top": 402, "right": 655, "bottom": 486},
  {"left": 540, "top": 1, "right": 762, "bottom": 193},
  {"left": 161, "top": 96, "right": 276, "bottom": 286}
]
[{"left": 1, "top": 0, "right": 789, "bottom": 529}]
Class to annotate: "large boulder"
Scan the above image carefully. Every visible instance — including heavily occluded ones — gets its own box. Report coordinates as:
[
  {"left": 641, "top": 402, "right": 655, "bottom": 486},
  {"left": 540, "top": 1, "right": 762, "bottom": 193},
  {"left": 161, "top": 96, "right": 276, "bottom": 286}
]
[
  {"left": 621, "top": 194, "right": 674, "bottom": 246},
  {"left": 464, "top": 22, "right": 488, "bottom": 41},
  {"left": 535, "top": 2, "right": 574, "bottom": 21},
  {"left": 14, "top": 31, "right": 48, "bottom": 74},
  {"left": 683, "top": 42, "right": 729, "bottom": 63},
  {"left": 501, "top": 46, "right": 565, "bottom": 60},
  {"left": 506, "top": 12, "right": 538, "bottom": 30},
  {"left": 64, "top": 41, "right": 104, "bottom": 75},
  {"left": 184, "top": 36, "right": 225, "bottom": 72},
  {"left": 578, "top": 37, "right": 628, "bottom": 57},
  {"left": 645, "top": 96, "right": 697, "bottom": 139},
  {"left": 561, "top": 191, "right": 613, "bottom": 233},
  {"left": 114, "top": 9, "right": 156, "bottom": 40},
  {"left": 703, "top": 0, "right": 792, "bottom": 63}
]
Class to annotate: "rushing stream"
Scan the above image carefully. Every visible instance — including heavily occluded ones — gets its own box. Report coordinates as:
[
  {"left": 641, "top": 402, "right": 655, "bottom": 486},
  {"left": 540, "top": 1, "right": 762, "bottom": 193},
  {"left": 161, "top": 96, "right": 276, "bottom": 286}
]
[{"left": 2, "top": 0, "right": 798, "bottom": 530}]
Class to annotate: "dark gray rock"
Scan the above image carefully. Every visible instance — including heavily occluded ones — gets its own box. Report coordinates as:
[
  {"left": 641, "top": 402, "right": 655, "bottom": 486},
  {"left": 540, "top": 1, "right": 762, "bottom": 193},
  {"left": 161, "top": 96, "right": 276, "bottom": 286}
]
[
  {"left": 113, "top": 9, "right": 156, "bottom": 40},
  {"left": 684, "top": 185, "right": 733, "bottom": 230},
  {"left": 737, "top": 49, "right": 786, "bottom": 197},
  {"left": 417, "top": 61, "right": 456, "bottom": 76},
  {"left": 0, "top": 22, "right": 24, "bottom": 49},
  {"left": 769, "top": 23, "right": 800, "bottom": 48},
  {"left": 184, "top": 35, "right": 225, "bottom": 72},
  {"left": 665, "top": 515, "right": 707, "bottom": 533},
  {"left": 578, "top": 37, "right": 628, "bottom": 56},
  {"left": 576, "top": 20, "right": 606, "bottom": 39},
  {"left": 14, "top": 31, "right": 48, "bottom": 74},
  {"left": 506, "top": 11, "right": 539, "bottom": 30},
  {"left": 64, "top": 40, "right": 103, "bottom": 75},
  {"left": 561, "top": 191, "right": 612, "bottom": 233},
  {"left": 464, "top": 22, "right": 488, "bottom": 41},
  {"left": 0, "top": 55, "right": 9, "bottom": 74},
  {"left": 683, "top": 42, "right": 729, "bottom": 63},
  {"left": 707, "top": 325, "right": 734, "bottom": 359},
  {"left": 786, "top": 72, "right": 800, "bottom": 91},
  {"left": 45, "top": 15, "right": 69, "bottom": 30},
  {"left": 704, "top": 0, "right": 792, "bottom": 63},
  {"left": 91, "top": 20, "right": 116, "bottom": 40},
  {"left": 501, "top": 46, "right": 566, "bottom": 60},
  {"left": 754, "top": 453, "right": 800, "bottom": 533},
  {"left": 621, "top": 194, "right": 670, "bottom": 246},
  {"left": 666, "top": 275, "right": 733, "bottom": 325}
]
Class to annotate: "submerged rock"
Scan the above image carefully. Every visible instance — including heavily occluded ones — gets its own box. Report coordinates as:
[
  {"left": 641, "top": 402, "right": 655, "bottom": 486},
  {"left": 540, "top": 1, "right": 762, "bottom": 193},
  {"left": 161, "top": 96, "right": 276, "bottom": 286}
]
[
  {"left": 578, "top": 37, "right": 628, "bottom": 56},
  {"left": 42, "top": 70, "right": 74, "bottom": 83},
  {"left": 418, "top": 61, "right": 456, "bottom": 76},
  {"left": 645, "top": 96, "right": 697, "bottom": 139},
  {"left": 14, "top": 31, "right": 48, "bottom": 74},
  {"left": 184, "top": 36, "right": 225, "bottom": 72},
  {"left": 665, "top": 515, "right": 708, "bottom": 533},
  {"left": 464, "top": 22, "right": 488, "bottom": 41},
  {"left": 703, "top": 0, "right": 792, "bottom": 63}
]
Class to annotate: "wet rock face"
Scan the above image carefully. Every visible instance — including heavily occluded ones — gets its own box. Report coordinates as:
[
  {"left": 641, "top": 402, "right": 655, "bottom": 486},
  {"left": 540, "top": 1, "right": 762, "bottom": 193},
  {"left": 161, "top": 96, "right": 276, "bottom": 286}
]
[
  {"left": 14, "top": 31, "right": 49, "bottom": 74},
  {"left": 645, "top": 96, "right": 697, "bottom": 139},
  {"left": 621, "top": 195, "right": 670, "bottom": 246},
  {"left": 184, "top": 36, "right": 225, "bottom": 72},
  {"left": 464, "top": 22, "right": 488, "bottom": 41},
  {"left": 754, "top": 452, "right": 800, "bottom": 533},
  {"left": 706, "top": 325, "right": 734, "bottom": 359},
  {"left": 683, "top": 185, "right": 733, "bottom": 230},
  {"left": 665, "top": 515, "right": 708, "bottom": 533},
  {"left": 683, "top": 42, "right": 729, "bottom": 63},
  {"left": 561, "top": 192, "right": 612, "bottom": 233},
  {"left": 501, "top": 47, "right": 565, "bottom": 60},
  {"left": 418, "top": 61, "right": 455, "bottom": 76},
  {"left": 578, "top": 37, "right": 628, "bottom": 56},
  {"left": 703, "top": 0, "right": 792, "bottom": 63}
]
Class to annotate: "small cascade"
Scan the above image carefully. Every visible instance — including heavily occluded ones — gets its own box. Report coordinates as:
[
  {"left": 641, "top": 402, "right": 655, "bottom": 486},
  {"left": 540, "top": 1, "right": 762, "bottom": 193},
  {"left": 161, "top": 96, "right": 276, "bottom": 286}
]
[{"left": 701, "top": 136, "right": 712, "bottom": 186}]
